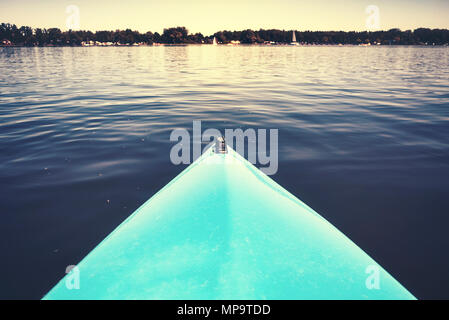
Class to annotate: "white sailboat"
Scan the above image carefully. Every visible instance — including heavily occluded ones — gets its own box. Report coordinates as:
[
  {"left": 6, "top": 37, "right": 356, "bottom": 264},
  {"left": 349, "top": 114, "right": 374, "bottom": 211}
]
[
  {"left": 290, "top": 30, "right": 299, "bottom": 45},
  {"left": 212, "top": 37, "right": 217, "bottom": 45}
]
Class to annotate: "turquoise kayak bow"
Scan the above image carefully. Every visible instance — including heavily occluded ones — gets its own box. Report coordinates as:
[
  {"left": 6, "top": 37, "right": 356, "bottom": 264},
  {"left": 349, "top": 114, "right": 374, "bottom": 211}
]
[{"left": 44, "top": 140, "right": 415, "bottom": 300}]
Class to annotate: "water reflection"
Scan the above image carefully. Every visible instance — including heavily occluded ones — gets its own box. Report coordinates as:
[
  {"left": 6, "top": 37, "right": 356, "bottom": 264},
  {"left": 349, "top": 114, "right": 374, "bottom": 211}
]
[{"left": 0, "top": 46, "right": 448, "bottom": 299}]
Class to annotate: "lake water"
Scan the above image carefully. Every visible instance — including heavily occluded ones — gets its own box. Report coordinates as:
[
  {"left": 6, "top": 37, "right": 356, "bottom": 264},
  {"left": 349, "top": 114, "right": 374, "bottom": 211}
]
[{"left": 1, "top": 46, "right": 448, "bottom": 299}]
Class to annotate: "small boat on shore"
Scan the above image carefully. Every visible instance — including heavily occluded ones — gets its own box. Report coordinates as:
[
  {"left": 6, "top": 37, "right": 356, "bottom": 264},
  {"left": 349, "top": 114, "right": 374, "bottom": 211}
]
[{"left": 44, "top": 139, "right": 415, "bottom": 299}]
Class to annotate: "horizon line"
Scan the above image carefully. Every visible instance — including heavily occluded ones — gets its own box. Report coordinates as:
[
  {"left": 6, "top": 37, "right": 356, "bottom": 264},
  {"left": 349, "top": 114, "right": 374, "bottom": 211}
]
[{"left": 2, "top": 22, "right": 448, "bottom": 35}]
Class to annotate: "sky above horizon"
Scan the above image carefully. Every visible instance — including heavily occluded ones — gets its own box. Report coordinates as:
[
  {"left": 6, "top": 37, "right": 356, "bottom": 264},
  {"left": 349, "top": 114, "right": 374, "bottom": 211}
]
[{"left": 1, "top": 0, "right": 448, "bottom": 34}]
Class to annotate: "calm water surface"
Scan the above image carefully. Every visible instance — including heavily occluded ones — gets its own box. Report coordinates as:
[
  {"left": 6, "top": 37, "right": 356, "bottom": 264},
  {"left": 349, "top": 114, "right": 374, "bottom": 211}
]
[{"left": 1, "top": 46, "right": 448, "bottom": 299}]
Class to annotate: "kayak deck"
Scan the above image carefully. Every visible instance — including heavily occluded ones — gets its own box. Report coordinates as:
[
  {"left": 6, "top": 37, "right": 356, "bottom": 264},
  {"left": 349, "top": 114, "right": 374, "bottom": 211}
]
[{"left": 44, "top": 144, "right": 414, "bottom": 299}]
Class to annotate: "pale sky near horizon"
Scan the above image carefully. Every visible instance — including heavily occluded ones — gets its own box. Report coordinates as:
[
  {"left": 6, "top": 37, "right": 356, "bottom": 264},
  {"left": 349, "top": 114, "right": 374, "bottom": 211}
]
[{"left": 0, "top": 0, "right": 448, "bottom": 34}]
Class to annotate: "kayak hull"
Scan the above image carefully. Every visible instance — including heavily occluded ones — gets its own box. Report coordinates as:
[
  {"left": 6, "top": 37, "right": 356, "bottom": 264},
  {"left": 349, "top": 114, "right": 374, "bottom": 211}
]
[{"left": 44, "top": 146, "right": 415, "bottom": 299}]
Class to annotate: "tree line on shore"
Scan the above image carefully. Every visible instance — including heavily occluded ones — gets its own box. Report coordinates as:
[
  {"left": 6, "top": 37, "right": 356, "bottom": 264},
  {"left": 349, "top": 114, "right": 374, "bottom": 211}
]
[{"left": 1, "top": 23, "right": 448, "bottom": 46}]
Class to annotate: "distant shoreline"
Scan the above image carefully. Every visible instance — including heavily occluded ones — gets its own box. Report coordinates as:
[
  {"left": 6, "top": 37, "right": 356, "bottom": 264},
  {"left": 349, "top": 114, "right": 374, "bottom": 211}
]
[
  {"left": 1, "top": 43, "right": 448, "bottom": 48},
  {"left": 2, "top": 23, "right": 449, "bottom": 46}
]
